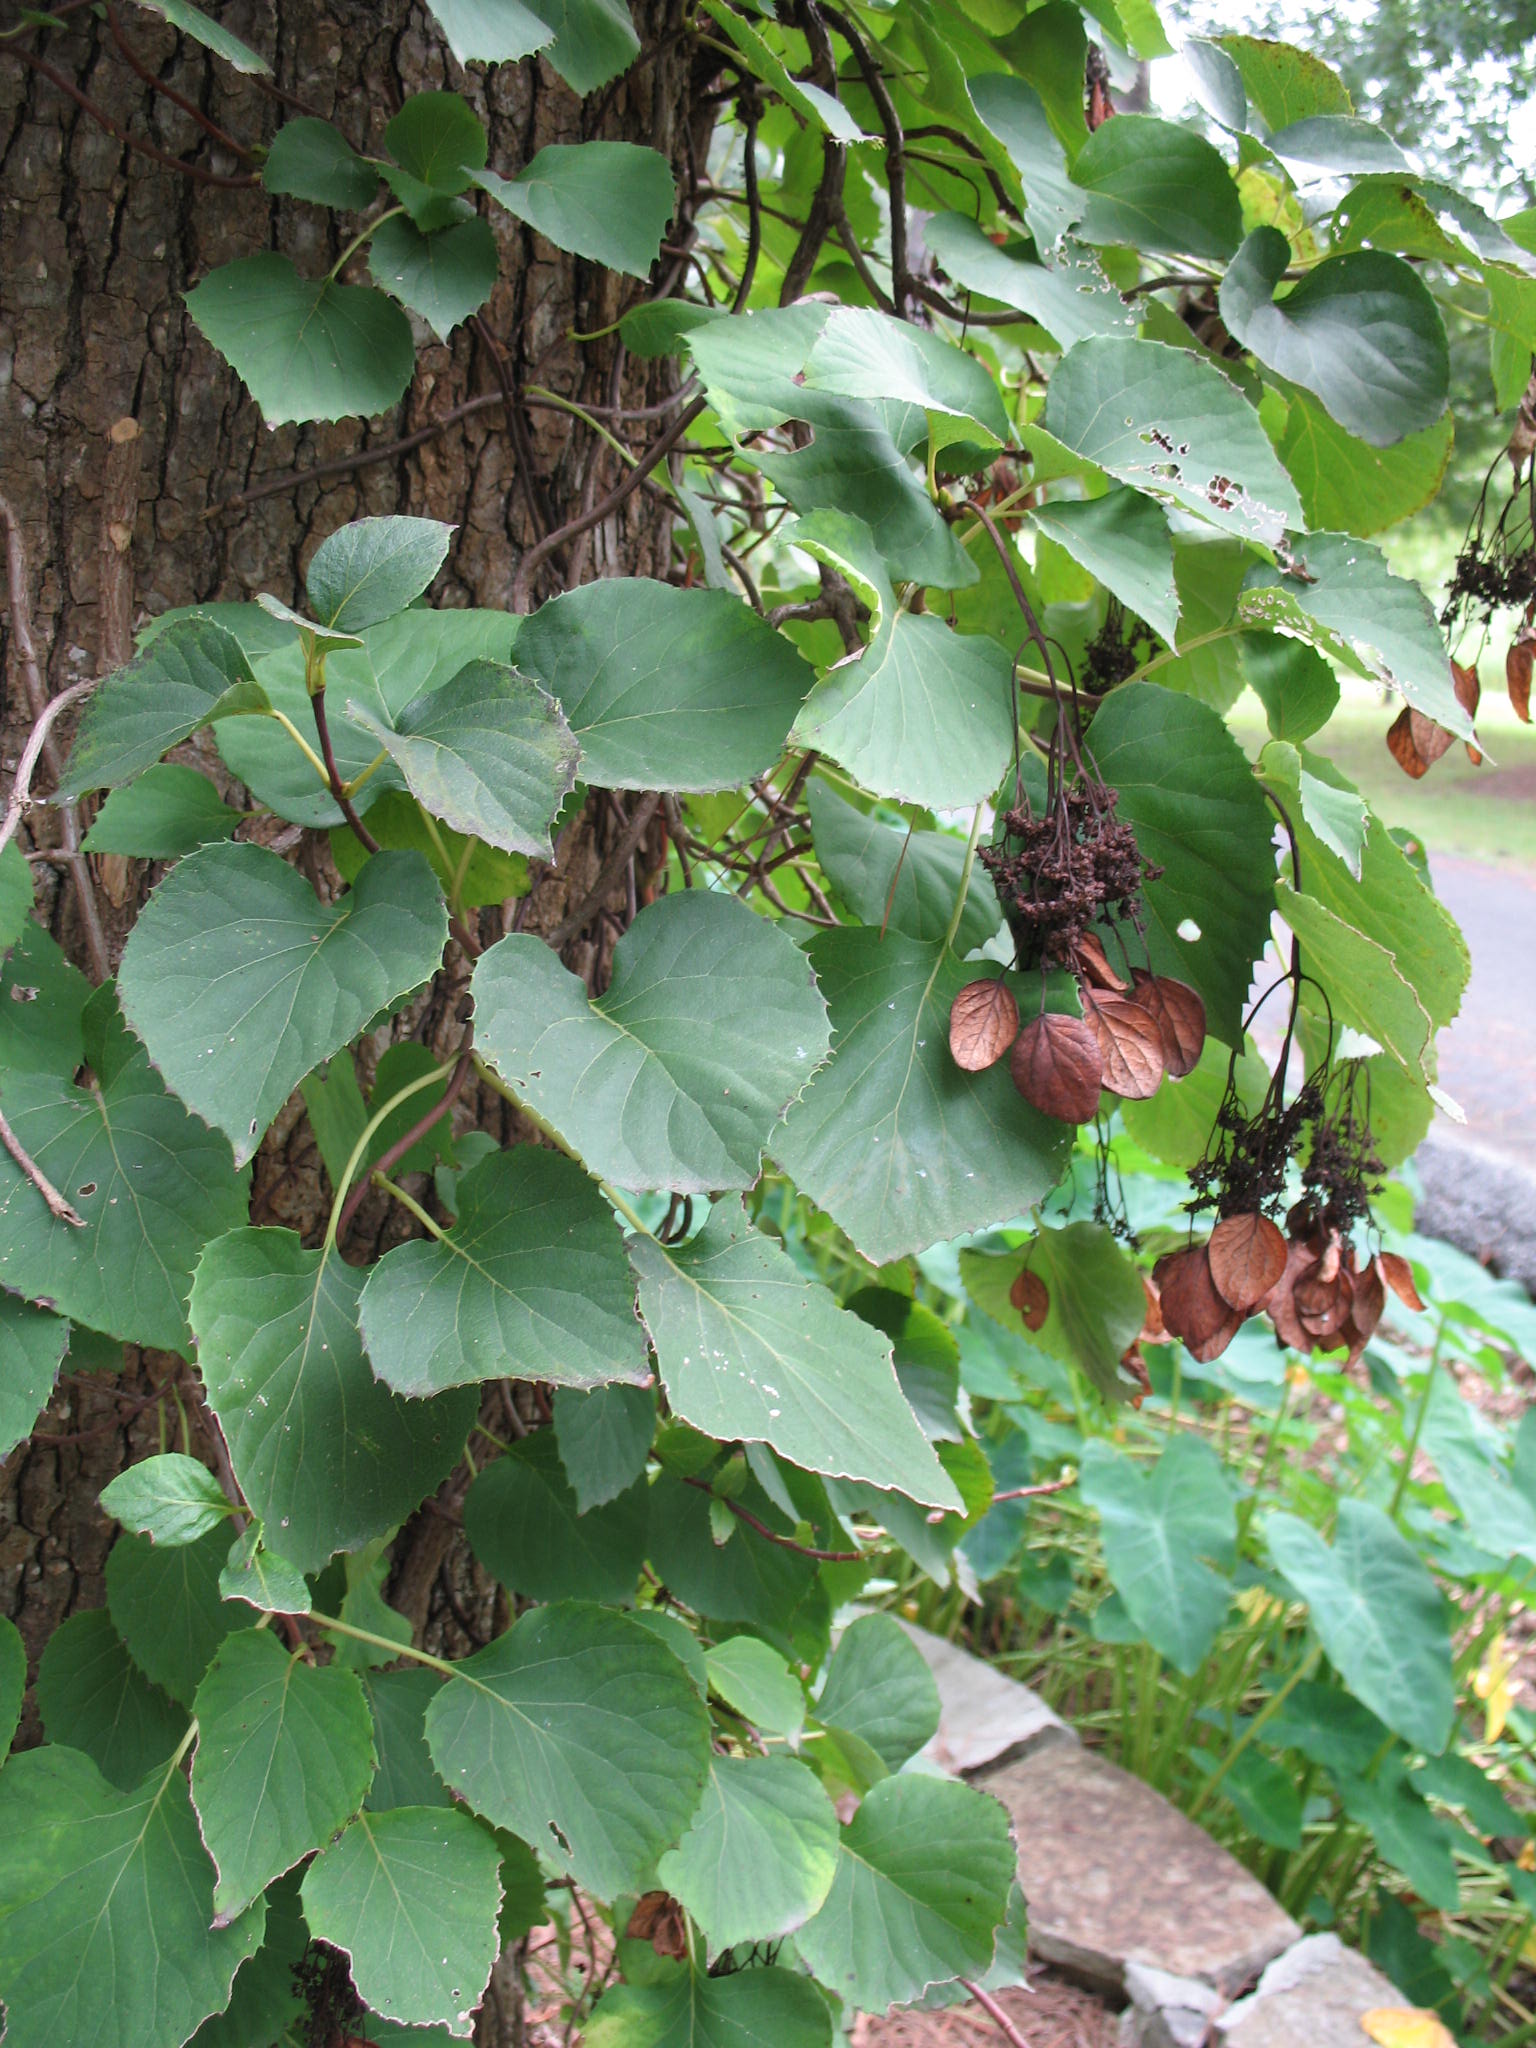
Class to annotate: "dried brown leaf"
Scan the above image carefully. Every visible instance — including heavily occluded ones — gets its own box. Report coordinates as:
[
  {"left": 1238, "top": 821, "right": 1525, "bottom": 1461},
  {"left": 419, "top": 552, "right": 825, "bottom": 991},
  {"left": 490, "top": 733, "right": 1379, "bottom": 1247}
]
[
  {"left": 1009, "top": 1266, "right": 1050, "bottom": 1332},
  {"left": 627, "top": 1892, "right": 689, "bottom": 1959},
  {"left": 1208, "top": 1211, "right": 1289, "bottom": 1312},
  {"left": 1072, "top": 931, "right": 1128, "bottom": 992},
  {"left": 1508, "top": 633, "right": 1534, "bottom": 724},
  {"left": 949, "top": 977, "right": 1020, "bottom": 1072},
  {"left": 1139, "top": 1272, "right": 1165, "bottom": 1344},
  {"left": 1009, "top": 1010, "right": 1104, "bottom": 1124},
  {"left": 1120, "top": 1341, "right": 1151, "bottom": 1406},
  {"left": 1295, "top": 1265, "right": 1350, "bottom": 1339},
  {"left": 1385, "top": 705, "right": 1452, "bottom": 780},
  {"left": 1376, "top": 1250, "right": 1425, "bottom": 1312},
  {"left": 1084, "top": 995, "right": 1165, "bottom": 1100},
  {"left": 1153, "top": 1243, "right": 1234, "bottom": 1352},
  {"left": 1263, "top": 1239, "right": 1321, "bottom": 1352},
  {"left": 1130, "top": 971, "right": 1206, "bottom": 1079}
]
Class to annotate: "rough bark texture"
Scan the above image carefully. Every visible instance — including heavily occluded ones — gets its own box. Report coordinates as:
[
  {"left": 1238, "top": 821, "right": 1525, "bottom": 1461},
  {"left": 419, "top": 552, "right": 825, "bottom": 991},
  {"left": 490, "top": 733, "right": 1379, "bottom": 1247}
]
[{"left": 0, "top": 10, "right": 705, "bottom": 2001}]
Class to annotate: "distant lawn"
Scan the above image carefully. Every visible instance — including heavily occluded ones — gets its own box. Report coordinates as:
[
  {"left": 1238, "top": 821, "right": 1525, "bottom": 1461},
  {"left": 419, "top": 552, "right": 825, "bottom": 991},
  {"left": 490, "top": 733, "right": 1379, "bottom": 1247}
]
[{"left": 1228, "top": 675, "right": 1536, "bottom": 870}]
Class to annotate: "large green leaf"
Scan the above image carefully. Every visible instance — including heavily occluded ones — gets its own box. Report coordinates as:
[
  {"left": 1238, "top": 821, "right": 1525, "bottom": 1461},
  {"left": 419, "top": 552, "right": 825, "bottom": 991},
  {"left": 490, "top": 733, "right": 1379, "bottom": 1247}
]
[
  {"left": 1238, "top": 532, "right": 1471, "bottom": 734},
  {"left": 347, "top": 662, "right": 576, "bottom": 859},
  {"left": 35, "top": 1610, "right": 186, "bottom": 1791},
  {"left": 381, "top": 93, "right": 486, "bottom": 228},
  {"left": 463, "top": 1433, "right": 649, "bottom": 1604},
  {"left": 361, "top": 1668, "right": 452, "bottom": 1813},
  {"left": 118, "top": 843, "right": 446, "bottom": 1167},
  {"left": 185, "top": 254, "right": 415, "bottom": 426},
  {"left": 1265, "top": 1500, "right": 1454, "bottom": 1755},
  {"left": 629, "top": 1205, "right": 958, "bottom": 1508},
  {"left": 105, "top": 1526, "right": 243, "bottom": 1707},
  {"left": 140, "top": 0, "right": 268, "bottom": 69},
  {"left": 0, "top": 1747, "right": 264, "bottom": 2048},
  {"left": 794, "top": 609, "right": 1016, "bottom": 811},
  {"left": 807, "top": 779, "right": 1001, "bottom": 952},
  {"left": 703, "top": 1637, "right": 805, "bottom": 1739},
  {"left": 425, "top": 0, "right": 552, "bottom": 63},
  {"left": 100, "top": 1453, "right": 234, "bottom": 1548},
  {"left": 473, "top": 892, "right": 828, "bottom": 1195},
  {"left": 1276, "top": 393, "right": 1452, "bottom": 539},
  {"left": 0, "top": 1617, "right": 21, "bottom": 1760},
  {"left": 798, "top": 308, "right": 1011, "bottom": 448},
  {"left": 360, "top": 1146, "right": 648, "bottom": 1397},
  {"left": 553, "top": 1383, "right": 656, "bottom": 1513},
  {"left": 475, "top": 142, "right": 674, "bottom": 278},
  {"left": 646, "top": 1474, "right": 822, "bottom": 1649},
  {"left": 0, "top": 1295, "right": 67, "bottom": 1460},
  {"left": 262, "top": 117, "right": 380, "bottom": 209},
  {"left": 774, "top": 931, "right": 1072, "bottom": 1263},
  {"left": 1275, "top": 880, "right": 1434, "bottom": 1079},
  {"left": 1029, "top": 488, "right": 1180, "bottom": 644},
  {"left": 1079, "top": 1438, "right": 1236, "bottom": 1673},
  {"left": 969, "top": 72, "right": 1081, "bottom": 250},
  {"left": 1083, "top": 682, "right": 1277, "bottom": 1044},
  {"left": 1220, "top": 231, "right": 1448, "bottom": 447},
  {"left": 301, "top": 1806, "right": 501, "bottom": 2038},
  {"left": 0, "top": 842, "right": 28, "bottom": 952},
  {"left": 696, "top": 0, "right": 867, "bottom": 143},
  {"left": 1217, "top": 33, "right": 1350, "bottom": 128},
  {"left": 923, "top": 215, "right": 1135, "bottom": 353},
  {"left": 657, "top": 1756, "right": 838, "bottom": 1950},
  {"left": 306, "top": 516, "right": 454, "bottom": 633},
  {"left": 1070, "top": 114, "right": 1242, "bottom": 262},
  {"left": 586, "top": 1965, "right": 833, "bottom": 2048},
  {"left": 527, "top": 0, "right": 640, "bottom": 94},
  {"left": 219, "top": 608, "right": 517, "bottom": 828},
  {"left": 56, "top": 618, "right": 269, "bottom": 801},
  {"left": 191, "top": 1229, "right": 477, "bottom": 1577},
  {"left": 83, "top": 764, "right": 242, "bottom": 860},
  {"left": 960, "top": 1223, "right": 1146, "bottom": 1402},
  {"left": 191, "top": 1629, "right": 374, "bottom": 1922},
  {"left": 796, "top": 1775, "right": 1014, "bottom": 2012},
  {"left": 512, "top": 580, "right": 809, "bottom": 792},
  {"left": 0, "top": 1025, "right": 249, "bottom": 1351},
  {"left": 814, "top": 1614, "right": 940, "bottom": 1772},
  {"left": 1042, "top": 337, "right": 1304, "bottom": 546},
  {"left": 369, "top": 214, "right": 498, "bottom": 341},
  {"left": 423, "top": 1601, "right": 711, "bottom": 1898},
  {"left": 186, "top": 1875, "right": 308, "bottom": 2048}
]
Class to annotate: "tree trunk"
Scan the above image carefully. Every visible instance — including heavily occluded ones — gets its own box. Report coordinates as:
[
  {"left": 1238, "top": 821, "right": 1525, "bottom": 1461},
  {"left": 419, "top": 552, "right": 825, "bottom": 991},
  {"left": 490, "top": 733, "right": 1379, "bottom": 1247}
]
[{"left": 0, "top": 0, "right": 705, "bottom": 1795}]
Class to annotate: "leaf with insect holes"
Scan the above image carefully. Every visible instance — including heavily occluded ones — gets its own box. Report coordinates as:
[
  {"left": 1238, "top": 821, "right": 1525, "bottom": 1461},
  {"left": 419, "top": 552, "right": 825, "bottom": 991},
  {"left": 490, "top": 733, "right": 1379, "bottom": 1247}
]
[
  {"left": 191, "top": 1629, "right": 375, "bottom": 1923},
  {"left": 629, "top": 1204, "right": 959, "bottom": 1508},
  {"left": 0, "top": 1747, "right": 265, "bottom": 2048},
  {"left": 1208, "top": 1213, "right": 1288, "bottom": 1312},
  {"left": 100, "top": 1454, "right": 234, "bottom": 1548},
  {"left": 301, "top": 1806, "right": 502, "bottom": 2038},
  {"left": 949, "top": 980, "right": 1019, "bottom": 1072},
  {"left": 117, "top": 843, "right": 447, "bottom": 1168},
  {"left": 1009, "top": 1011, "right": 1103, "bottom": 1124},
  {"left": 423, "top": 1601, "right": 711, "bottom": 1899},
  {"left": 472, "top": 891, "right": 829, "bottom": 1196},
  {"left": 191, "top": 1230, "right": 478, "bottom": 1577}
]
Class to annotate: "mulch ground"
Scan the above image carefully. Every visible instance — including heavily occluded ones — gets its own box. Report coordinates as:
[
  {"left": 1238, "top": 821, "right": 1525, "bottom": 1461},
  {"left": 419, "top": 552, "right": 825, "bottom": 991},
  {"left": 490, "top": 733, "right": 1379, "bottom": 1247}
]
[{"left": 854, "top": 1968, "right": 1120, "bottom": 2048}]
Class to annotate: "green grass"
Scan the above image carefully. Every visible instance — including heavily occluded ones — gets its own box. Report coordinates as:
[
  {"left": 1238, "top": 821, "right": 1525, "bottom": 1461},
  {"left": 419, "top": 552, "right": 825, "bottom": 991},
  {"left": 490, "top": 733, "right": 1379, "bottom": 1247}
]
[{"left": 1230, "top": 676, "right": 1536, "bottom": 869}]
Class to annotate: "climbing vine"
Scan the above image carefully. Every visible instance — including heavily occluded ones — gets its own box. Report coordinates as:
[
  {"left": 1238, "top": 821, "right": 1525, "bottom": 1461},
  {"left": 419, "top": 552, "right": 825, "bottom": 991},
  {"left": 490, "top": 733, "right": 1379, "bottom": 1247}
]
[{"left": 0, "top": 0, "right": 1529, "bottom": 2043}]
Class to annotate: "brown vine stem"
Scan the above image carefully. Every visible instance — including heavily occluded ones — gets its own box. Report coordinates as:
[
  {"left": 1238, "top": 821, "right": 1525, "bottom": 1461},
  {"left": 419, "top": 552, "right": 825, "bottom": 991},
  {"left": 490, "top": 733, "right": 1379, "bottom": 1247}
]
[
  {"left": 960, "top": 1981, "right": 1033, "bottom": 2048},
  {"left": 10, "top": 45, "right": 260, "bottom": 187},
  {"left": 336, "top": 1043, "right": 475, "bottom": 1241},
  {"left": 545, "top": 793, "right": 663, "bottom": 948},
  {"left": 309, "top": 687, "right": 381, "bottom": 855},
  {"left": 988, "top": 1473, "right": 1077, "bottom": 1506},
  {"left": 511, "top": 398, "right": 707, "bottom": 613},
  {"left": 681, "top": 1477, "right": 864, "bottom": 1562},
  {"left": 0, "top": 1103, "right": 85, "bottom": 1227},
  {"left": 0, "top": 675, "right": 97, "bottom": 866},
  {"left": 104, "top": 3, "right": 254, "bottom": 159}
]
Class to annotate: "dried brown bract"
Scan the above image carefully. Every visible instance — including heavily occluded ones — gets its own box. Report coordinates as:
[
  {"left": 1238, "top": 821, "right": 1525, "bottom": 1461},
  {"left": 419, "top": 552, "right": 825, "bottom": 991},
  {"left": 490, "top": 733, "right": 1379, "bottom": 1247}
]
[
  {"left": 949, "top": 977, "right": 1020, "bottom": 1072},
  {"left": 1009, "top": 1011, "right": 1104, "bottom": 1124}
]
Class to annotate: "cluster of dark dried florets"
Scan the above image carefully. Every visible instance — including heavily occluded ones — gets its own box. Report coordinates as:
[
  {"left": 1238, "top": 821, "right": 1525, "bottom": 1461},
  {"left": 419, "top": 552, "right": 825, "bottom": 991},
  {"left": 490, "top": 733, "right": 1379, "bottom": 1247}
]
[{"left": 978, "top": 790, "right": 1155, "bottom": 973}]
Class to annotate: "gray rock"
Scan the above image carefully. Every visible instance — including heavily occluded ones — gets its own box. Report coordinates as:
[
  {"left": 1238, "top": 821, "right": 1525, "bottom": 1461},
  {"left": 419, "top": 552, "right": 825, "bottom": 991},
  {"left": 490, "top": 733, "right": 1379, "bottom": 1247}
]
[
  {"left": 978, "top": 1743, "right": 1298, "bottom": 1997},
  {"left": 1217, "top": 1933, "right": 1409, "bottom": 2047},
  {"left": 1119, "top": 1961, "right": 1224, "bottom": 2048},
  {"left": 896, "top": 1620, "right": 1071, "bottom": 1774}
]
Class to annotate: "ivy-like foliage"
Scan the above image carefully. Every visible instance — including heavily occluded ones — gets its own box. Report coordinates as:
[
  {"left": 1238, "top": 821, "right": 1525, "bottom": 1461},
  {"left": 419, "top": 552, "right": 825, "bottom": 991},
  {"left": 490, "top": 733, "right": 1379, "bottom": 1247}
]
[{"left": 0, "top": 0, "right": 1525, "bottom": 2042}]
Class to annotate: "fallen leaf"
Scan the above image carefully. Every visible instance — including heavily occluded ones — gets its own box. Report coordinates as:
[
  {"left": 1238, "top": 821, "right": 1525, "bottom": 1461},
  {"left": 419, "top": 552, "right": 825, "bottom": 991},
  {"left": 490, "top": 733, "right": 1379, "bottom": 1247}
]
[
  {"left": 1009, "top": 1266, "right": 1050, "bottom": 1332},
  {"left": 1010, "top": 1010, "right": 1104, "bottom": 1124},
  {"left": 1208, "top": 1212, "right": 1288, "bottom": 1312},
  {"left": 1084, "top": 994, "right": 1165, "bottom": 1100},
  {"left": 949, "top": 976, "right": 1021, "bottom": 1072},
  {"left": 1360, "top": 2007, "right": 1457, "bottom": 2048}
]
